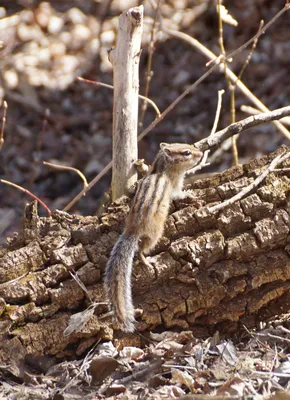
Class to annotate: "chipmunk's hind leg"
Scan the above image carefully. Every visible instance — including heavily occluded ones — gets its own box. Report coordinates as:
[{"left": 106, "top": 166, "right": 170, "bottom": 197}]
[
  {"left": 139, "top": 236, "right": 154, "bottom": 267},
  {"left": 139, "top": 226, "right": 163, "bottom": 267}
]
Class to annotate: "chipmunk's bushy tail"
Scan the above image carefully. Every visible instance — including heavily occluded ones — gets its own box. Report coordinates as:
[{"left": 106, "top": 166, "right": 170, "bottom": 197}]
[{"left": 104, "top": 233, "right": 139, "bottom": 332}]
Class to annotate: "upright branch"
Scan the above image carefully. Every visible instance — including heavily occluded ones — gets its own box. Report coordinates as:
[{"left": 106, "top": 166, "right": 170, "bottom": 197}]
[
  {"left": 0, "top": 101, "right": 7, "bottom": 151},
  {"left": 109, "top": 6, "right": 144, "bottom": 200},
  {"left": 139, "top": 0, "right": 161, "bottom": 130}
]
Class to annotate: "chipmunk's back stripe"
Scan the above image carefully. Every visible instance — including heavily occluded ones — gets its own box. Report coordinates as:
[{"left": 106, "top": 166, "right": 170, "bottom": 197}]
[
  {"left": 155, "top": 178, "right": 169, "bottom": 212},
  {"left": 133, "top": 175, "right": 152, "bottom": 217},
  {"left": 131, "top": 177, "right": 147, "bottom": 213},
  {"left": 143, "top": 173, "right": 163, "bottom": 217},
  {"left": 138, "top": 175, "right": 157, "bottom": 217},
  {"left": 131, "top": 178, "right": 144, "bottom": 210}
]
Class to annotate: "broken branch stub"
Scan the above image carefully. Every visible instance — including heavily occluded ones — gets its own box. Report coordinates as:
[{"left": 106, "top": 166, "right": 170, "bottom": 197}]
[{"left": 109, "top": 6, "right": 143, "bottom": 200}]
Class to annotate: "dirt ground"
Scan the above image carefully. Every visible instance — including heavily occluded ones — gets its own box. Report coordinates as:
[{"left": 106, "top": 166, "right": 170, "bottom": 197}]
[{"left": 0, "top": 0, "right": 290, "bottom": 398}]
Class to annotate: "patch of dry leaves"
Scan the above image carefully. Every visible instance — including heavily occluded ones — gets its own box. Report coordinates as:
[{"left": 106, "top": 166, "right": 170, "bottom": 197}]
[{"left": 2, "top": 316, "right": 290, "bottom": 399}]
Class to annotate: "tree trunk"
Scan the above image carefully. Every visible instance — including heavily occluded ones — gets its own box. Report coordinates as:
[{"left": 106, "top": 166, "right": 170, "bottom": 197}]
[{"left": 0, "top": 146, "right": 290, "bottom": 371}]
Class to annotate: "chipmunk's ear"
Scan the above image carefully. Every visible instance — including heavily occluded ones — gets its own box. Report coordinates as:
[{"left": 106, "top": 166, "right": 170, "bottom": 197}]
[{"left": 160, "top": 143, "right": 172, "bottom": 155}]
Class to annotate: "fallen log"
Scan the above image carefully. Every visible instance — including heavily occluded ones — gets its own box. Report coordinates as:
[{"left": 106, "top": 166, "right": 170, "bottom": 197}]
[{"left": 0, "top": 146, "right": 290, "bottom": 374}]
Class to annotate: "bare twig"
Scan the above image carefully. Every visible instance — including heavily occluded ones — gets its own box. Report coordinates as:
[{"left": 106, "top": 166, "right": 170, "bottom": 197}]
[
  {"left": 217, "top": 0, "right": 239, "bottom": 164},
  {"left": 186, "top": 150, "right": 210, "bottom": 176},
  {"left": 0, "top": 101, "right": 7, "bottom": 151},
  {"left": 97, "top": 0, "right": 114, "bottom": 49},
  {"left": 241, "top": 104, "right": 290, "bottom": 126},
  {"left": 0, "top": 179, "right": 51, "bottom": 216},
  {"left": 210, "top": 89, "right": 225, "bottom": 136},
  {"left": 232, "top": 20, "right": 264, "bottom": 164},
  {"left": 187, "top": 89, "right": 225, "bottom": 175},
  {"left": 195, "top": 105, "right": 290, "bottom": 152},
  {"left": 69, "top": 271, "right": 92, "bottom": 302},
  {"left": 77, "top": 77, "right": 161, "bottom": 117},
  {"left": 236, "top": 20, "right": 264, "bottom": 85},
  {"left": 0, "top": 272, "right": 29, "bottom": 288},
  {"left": 43, "top": 161, "right": 88, "bottom": 191},
  {"left": 63, "top": 162, "right": 112, "bottom": 212},
  {"left": 139, "top": 0, "right": 161, "bottom": 130},
  {"left": 29, "top": 108, "right": 50, "bottom": 188},
  {"left": 205, "top": 150, "right": 290, "bottom": 214}
]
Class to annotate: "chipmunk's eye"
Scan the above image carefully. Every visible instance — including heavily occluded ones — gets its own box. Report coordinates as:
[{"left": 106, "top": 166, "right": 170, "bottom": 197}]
[{"left": 183, "top": 150, "right": 192, "bottom": 156}]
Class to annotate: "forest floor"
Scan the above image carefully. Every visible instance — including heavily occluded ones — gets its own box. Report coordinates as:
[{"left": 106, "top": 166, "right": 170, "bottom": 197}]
[{"left": 0, "top": 0, "right": 290, "bottom": 398}]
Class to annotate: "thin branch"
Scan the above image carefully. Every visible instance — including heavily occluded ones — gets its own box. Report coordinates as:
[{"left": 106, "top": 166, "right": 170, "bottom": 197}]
[
  {"left": 187, "top": 89, "right": 225, "bottom": 175},
  {"left": 231, "top": 20, "right": 264, "bottom": 165},
  {"left": 0, "top": 179, "right": 51, "bottom": 216},
  {"left": 217, "top": 0, "right": 238, "bottom": 165},
  {"left": 69, "top": 271, "right": 92, "bottom": 302},
  {"left": 139, "top": 0, "right": 161, "bottom": 130},
  {"left": 43, "top": 161, "right": 88, "bottom": 191},
  {"left": 186, "top": 150, "right": 210, "bottom": 176},
  {"left": 195, "top": 105, "right": 290, "bottom": 152},
  {"left": 217, "top": 0, "right": 232, "bottom": 94},
  {"left": 241, "top": 104, "right": 290, "bottom": 126},
  {"left": 77, "top": 77, "right": 161, "bottom": 118},
  {"left": 0, "top": 272, "right": 29, "bottom": 288},
  {"left": 63, "top": 162, "right": 112, "bottom": 212},
  {"left": 210, "top": 89, "right": 225, "bottom": 136},
  {"left": 273, "top": 168, "right": 290, "bottom": 172},
  {"left": 205, "top": 150, "right": 290, "bottom": 214},
  {"left": 235, "top": 20, "right": 264, "bottom": 85},
  {"left": 29, "top": 108, "right": 50, "bottom": 188},
  {"left": 0, "top": 101, "right": 7, "bottom": 151}
]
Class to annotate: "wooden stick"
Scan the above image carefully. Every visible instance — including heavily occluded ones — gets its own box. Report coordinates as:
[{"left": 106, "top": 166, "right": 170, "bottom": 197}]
[{"left": 108, "top": 5, "right": 143, "bottom": 200}]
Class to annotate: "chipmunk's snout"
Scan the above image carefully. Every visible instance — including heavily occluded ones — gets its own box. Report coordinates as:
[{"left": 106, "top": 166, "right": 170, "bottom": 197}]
[{"left": 194, "top": 149, "right": 203, "bottom": 160}]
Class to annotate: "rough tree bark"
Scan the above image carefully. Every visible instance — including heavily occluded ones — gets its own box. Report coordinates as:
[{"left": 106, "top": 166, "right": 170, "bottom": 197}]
[{"left": 0, "top": 146, "right": 290, "bottom": 375}]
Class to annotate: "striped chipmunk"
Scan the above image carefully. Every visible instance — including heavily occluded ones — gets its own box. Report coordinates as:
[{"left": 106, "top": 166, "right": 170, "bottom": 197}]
[{"left": 105, "top": 143, "right": 203, "bottom": 332}]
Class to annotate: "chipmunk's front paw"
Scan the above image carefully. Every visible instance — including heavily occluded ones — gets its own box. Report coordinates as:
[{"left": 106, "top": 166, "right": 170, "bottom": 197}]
[{"left": 174, "top": 190, "right": 195, "bottom": 200}]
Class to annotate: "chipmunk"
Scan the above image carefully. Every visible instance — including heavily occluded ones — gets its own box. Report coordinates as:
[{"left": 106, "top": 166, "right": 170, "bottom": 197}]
[{"left": 104, "top": 143, "right": 203, "bottom": 332}]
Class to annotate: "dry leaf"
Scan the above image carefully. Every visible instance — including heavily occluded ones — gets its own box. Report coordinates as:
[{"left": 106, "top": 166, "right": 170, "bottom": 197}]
[
  {"left": 217, "top": 377, "right": 246, "bottom": 397},
  {"left": 171, "top": 368, "right": 195, "bottom": 392},
  {"left": 63, "top": 304, "right": 96, "bottom": 336},
  {"left": 119, "top": 346, "right": 145, "bottom": 361},
  {"left": 216, "top": 340, "right": 238, "bottom": 366},
  {"left": 96, "top": 341, "right": 118, "bottom": 358},
  {"left": 89, "top": 355, "right": 118, "bottom": 384}
]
